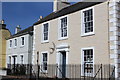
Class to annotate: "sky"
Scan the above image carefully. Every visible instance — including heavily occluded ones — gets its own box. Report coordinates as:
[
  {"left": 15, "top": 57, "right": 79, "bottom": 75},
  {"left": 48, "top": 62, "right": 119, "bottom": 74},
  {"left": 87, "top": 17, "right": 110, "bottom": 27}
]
[
  {"left": 2, "top": 1, "right": 77, "bottom": 35},
  {"left": 2, "top": 2, "right": 53, "bottom": 35}
]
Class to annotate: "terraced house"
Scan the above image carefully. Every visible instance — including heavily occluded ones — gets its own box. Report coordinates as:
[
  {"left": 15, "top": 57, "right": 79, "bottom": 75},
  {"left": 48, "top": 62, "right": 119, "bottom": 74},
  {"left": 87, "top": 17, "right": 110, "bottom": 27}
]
[
  {"left": 6, "top": 25, "right": 33, "bottom": 74},
  {"left": 32, "top": 0, "right": 120, "bottom": 79},
  {"left": 0, "top": 20, "right": 11, "bottom": 75}
]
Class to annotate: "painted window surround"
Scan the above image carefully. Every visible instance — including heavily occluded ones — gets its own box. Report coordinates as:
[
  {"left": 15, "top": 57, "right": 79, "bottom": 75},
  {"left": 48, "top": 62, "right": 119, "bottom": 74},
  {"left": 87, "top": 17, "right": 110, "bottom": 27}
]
[
  {"left": 9, "top": 40, "right": 12, "bottom": 48},
  {"left": 14, "top": 39, "right": 17, "bottom": 48},
  {"left": 81, "top": 47, "right": 94, "bottom": 76},
  {"left": 21, "top": 36, "right": 25, "bottom": 47},
  {"left": 11, "top": 54, "right": 18, "bottom": 64},
  {"left": 8, "top": 55, "right": 11, "bottom": 64},
  {"left": 58, "top": 15, "right": 69, "bottom": 40},
  {"left": 41, "top": 22, "right": 50, "bottom": 43},
  {"left": 40, "top": 51, "right": 49, "bottom": 73},
  {"left": 20, "top": 54, "right": 24, "bottom": 64},
  {"left": 81, "top": 6, "right": 95, "bottom": 37}
]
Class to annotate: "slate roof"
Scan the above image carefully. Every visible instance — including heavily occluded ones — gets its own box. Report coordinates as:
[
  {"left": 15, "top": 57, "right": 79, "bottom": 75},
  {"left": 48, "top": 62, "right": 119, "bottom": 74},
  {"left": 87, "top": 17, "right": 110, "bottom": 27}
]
[
  {"left": 8, "top": 1, "right": 107, "bottom": 39},
  {"left": 34, "top": 1, "right": 106, "bottom": 25},
  {"left": 8, "top": 26, "right": 33, "bottom": 39}
]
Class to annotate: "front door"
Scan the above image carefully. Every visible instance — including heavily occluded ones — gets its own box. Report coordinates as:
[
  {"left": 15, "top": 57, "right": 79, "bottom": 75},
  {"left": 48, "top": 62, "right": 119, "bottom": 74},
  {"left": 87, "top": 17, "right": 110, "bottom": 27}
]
[
  {"left": 13, "top": 56, "right": 17, "bottom": 74},
  {"left": 58, "top": 51, "right": 66, "bottom": 78}
]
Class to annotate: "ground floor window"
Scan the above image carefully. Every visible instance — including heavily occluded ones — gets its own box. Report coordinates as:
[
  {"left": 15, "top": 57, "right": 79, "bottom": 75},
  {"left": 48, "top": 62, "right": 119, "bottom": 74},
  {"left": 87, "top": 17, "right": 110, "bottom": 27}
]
[
  {"left": 9, "top": 56, "right": 11, "bottom": 64},
  {"left": 20, "top": 55, "right": 23, "bottom": 64},
  {"left": 42, "top": 52, "right": 48, "bottom": 72},
  {"left": 82, "top": 47, "right": 94, "bottom": 76}
]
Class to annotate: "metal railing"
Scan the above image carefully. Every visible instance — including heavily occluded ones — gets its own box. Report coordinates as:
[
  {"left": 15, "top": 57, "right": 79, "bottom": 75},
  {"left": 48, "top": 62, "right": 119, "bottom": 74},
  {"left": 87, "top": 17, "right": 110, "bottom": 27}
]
[
  {"left": 6, "top": 64, "right": 115, "bottom": 80},
  {"left": 109, "top": 66, "right": 115, "bottom": 80},
  {"left": 93, "top": 64, "right": 102, "bottom": 80}
]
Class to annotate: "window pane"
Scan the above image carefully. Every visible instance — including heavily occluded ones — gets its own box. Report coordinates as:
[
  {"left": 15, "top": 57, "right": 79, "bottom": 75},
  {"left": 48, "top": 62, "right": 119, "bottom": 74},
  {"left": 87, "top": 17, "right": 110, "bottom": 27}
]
[
  {"left": 43, "top": 23, "right": 48, "bottom": 41},
  {"left": 60, "top": 17, "right": 67, "bottom": 38},
  {"left": 21, "top": 37, "right": 24, "bottom": 45},
  {"left": 83, "top": 49, "right": 93, "bottom": 74},
  {"left": 10, "top": 40, "right": 12, "bottom": 47},
  {"left": 43, "top": 53, "right": 47, "bottom": 71},
  {"left": 83, "top": 9, "right": 93, "bottom": 34}
]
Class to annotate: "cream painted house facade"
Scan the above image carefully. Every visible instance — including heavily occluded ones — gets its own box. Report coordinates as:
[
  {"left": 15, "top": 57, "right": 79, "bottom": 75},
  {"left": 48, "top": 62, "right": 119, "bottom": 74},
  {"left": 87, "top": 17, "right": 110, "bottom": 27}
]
[
  {"left": 0, "top": 20, "right": 11, "bottom": 75},
  {"left": 33, "top": 0, "right": 120, "bottom": 79}
]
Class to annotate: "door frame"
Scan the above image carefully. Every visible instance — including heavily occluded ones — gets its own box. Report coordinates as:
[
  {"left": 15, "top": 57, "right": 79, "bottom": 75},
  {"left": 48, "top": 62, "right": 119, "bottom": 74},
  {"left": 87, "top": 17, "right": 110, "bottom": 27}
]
[{"left": 56, "top": 44, "right": 69, "bottom": 78}]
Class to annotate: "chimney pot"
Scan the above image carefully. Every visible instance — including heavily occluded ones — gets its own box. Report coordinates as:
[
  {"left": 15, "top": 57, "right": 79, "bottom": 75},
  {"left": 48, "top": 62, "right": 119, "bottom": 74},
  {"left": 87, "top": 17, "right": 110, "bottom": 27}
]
[
  {"left": 38, "top": 16, "right": 43, "bottom": 21},
  {"left": 40, "top": 16, "right": 43, "bottom": 19},
  {"left": 15, "top": 25, "right": 21, "bottom": 34},
  {"left": 1, "top": 20, "right": 4, "bottom": 24}
]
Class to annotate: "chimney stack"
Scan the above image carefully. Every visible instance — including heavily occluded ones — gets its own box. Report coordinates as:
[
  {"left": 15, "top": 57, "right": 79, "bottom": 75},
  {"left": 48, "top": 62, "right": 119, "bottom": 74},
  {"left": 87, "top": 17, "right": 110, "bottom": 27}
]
[
  {"left": 1, "top": 20, "right": 4, "bottom": 24},
  {"left": 53, "top": 0, "right": 70, "bottom": 12},
  {"left": 15, "top": 25, "right": 21, "bottom": 34},
  {"left": 0, "top": 20, "right": 6, "bottom": 29}
]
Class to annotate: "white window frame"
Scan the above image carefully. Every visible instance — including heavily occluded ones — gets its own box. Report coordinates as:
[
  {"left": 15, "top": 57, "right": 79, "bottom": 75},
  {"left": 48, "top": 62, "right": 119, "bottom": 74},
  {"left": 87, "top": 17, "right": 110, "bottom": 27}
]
[
  {"left": 9, "top": 40, "right": 12, "bottom": 48},
  {"left": 20, "top": 54, "right": 24, "bottom": 64},
  {"left": 21, "top": 37, "right": 25, "bottom": 46},
  {"left": 12, "top": 54, "right": 18, "bottom": 64},
  {"left": 40, "top": 51, "right": 49, "bottom": 73},
  {"left": 58, "top": 15, "right": 68, "bottom": 40},
  {"left": 14, "top": 39, "right": 17, "bottom": 47},
  {"left": 81, "top": 7, "right": 95, "bottom": 36},
  {"left": 81, "top": 47, "right": 94, "bottom": 77},
  {"left": 41, "top": 22, "right": 50, "bottom": 43},
  {"left": 8, "top": 56, "right": 11, "bottom": 64}
]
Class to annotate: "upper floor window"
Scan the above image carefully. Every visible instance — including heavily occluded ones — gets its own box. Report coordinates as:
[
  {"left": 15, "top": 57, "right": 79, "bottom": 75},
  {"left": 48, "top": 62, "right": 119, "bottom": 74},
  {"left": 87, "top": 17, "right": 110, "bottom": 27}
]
[
  {"left": 59, "top": 17, "right": 68, "bottom": 39},
  {"left": 81, "top": 8, "right": 94, "bottom": 36},
  {"left": 42, "top": 23, "right": 49, "bottom": 42},
  {"left": 15, "top": 39, "right": 17, "bottom": 47},
  {"left": 21, "top": 37, "right": 24, "bottom": 46},
  {"left": 10, "top": 40, "right": 12, "bottom": 47}
]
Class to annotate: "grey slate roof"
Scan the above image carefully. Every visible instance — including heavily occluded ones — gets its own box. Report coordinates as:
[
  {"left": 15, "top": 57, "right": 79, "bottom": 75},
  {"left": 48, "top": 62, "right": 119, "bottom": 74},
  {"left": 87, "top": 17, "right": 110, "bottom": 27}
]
[
  {"left": 34, "top": 1, "right": 106, "bottom": 25},
  {"left": 8, "top": 1, "right": 106, "bottom": 39},
  {"left": 8, "top": 26, "right": 33, "bottom": 39}
]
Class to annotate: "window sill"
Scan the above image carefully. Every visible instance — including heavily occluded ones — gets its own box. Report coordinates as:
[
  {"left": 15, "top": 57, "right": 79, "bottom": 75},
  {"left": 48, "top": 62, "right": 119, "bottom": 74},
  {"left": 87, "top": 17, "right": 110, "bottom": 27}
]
[
  {"left": 20, "top": 45, "right": 25, "bottom": 48},
  {"left": 41, "top": 40, "right": 49, "bottom": 44},
  {"left": 81, "top": 33, "right": 95, "bottom": 37},
  {"left": 58, "top": 37, "right": 68, "bottom": 41},
  {"left": 13, "top": 47, "right": 17, "bottom": 49},
  {"left": 8, "top": 47, "right": 12, "bottom": 49}
]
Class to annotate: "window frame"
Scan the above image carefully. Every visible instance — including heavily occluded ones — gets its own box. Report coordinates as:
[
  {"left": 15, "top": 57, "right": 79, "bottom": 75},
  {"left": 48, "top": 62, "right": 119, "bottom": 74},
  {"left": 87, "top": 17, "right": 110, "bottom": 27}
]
[
  {"left": 21, "top": 37, "right": 25, "bottom": 46},
  {"left": 81, "top": 7, "right": 95, "bottom": 36},
  {"left": 9, "top": 40, "right": 12, "bottom": 48},
  {"left": 20, "top": 55, "right": 24, "bottom": 64},
  {"left": 81, "top": 47, "right": 94, "bottom": 77},
  {"left": 14, "top": 39, "right": 17, "bottom": 47},
  {"left": 41, "top": 22, "right": 50, "bottom": 43},
  {"left": 41, "top": 51, "right": 49, "bottom": 73},
  {"left": 8, "top": 56, "right": 11, "bottom": 64},
  {"left": 58, "top": 15, "right": 68, "bottom": 40}
]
